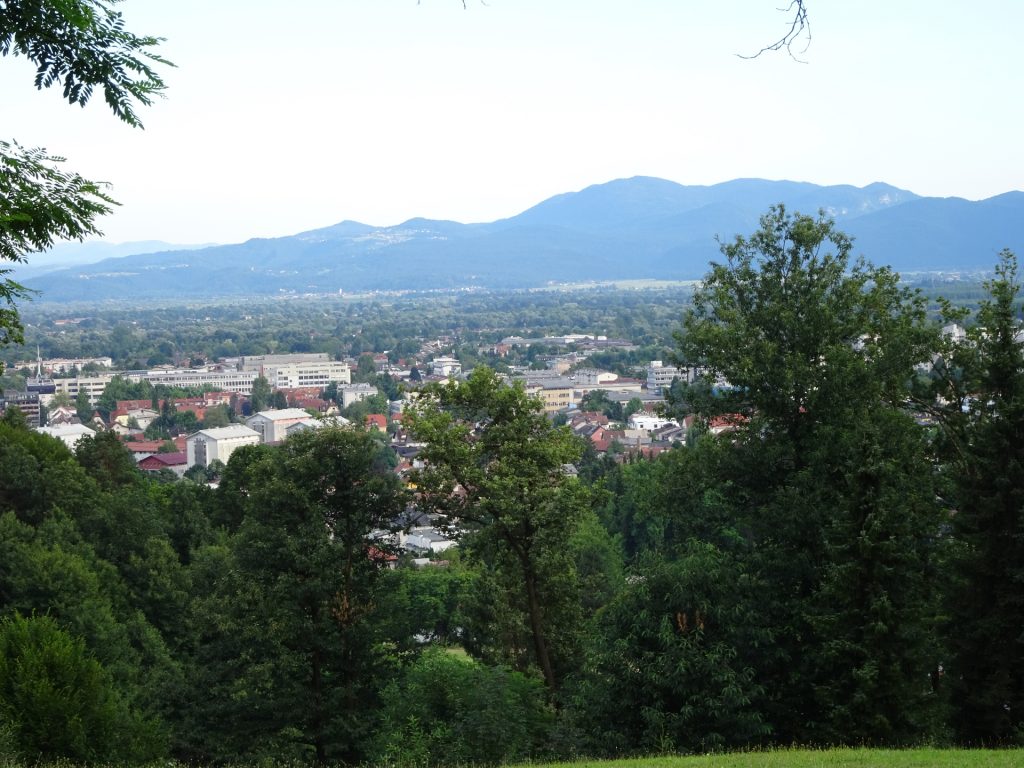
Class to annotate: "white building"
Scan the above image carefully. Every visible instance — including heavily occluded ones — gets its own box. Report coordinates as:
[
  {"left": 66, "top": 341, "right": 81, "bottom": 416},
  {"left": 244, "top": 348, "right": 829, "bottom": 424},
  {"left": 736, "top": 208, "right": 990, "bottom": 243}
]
[
  {"left": 646, "top": 360, "right": 692, "bottom": 395},
  {"left": 52, "top": 374, "right": 116, "bottom": 405},
  {"left": 628, "top": 413, "right": 679, "bottom": 432},
  {"left": 245, "top": 408, "right": 316, "bottom": 444},
  {"left": 337, "top": 383, "right": 378, "bottom": 408},
  {"left": 261, "top": 360, "right": 351, "bottom": 390},
  {"left": 572, "top": 368, "right": 619, "bottom": 386},
  {"left": 128, "top": 369, "right": 259, "bottom": 395},
  {"left": 186, "top": 425, "right": 261, "bottom": 468},
  {"left": 430, "top": 356, "right": 462, "bottom": 378},
  {"left": 36, "top": 423, "right": 95, "bottom": 450},
  {"left": 238, "top": 353, "right": 331, "bottom": 371}
]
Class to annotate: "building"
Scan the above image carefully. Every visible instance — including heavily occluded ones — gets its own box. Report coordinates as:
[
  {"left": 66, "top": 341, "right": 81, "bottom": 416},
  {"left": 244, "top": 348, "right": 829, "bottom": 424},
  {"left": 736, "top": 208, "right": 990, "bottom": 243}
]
[
  {"left": 18, "top": 356, "right": 113, "bottom": 374},
  {"left": 0, "top": 392, "right": 43, "bottom": 426},
  {"left": 261, "top": 360, "right": 351, "bottom": 390},
  {"left": 628, "top": 413, "right": 679, "bottom": 432},
  {"left": 572, "top": 368, "right": 620, "bottom": 386},
  {"left": 518, "top": 376, "right": 576, "bottom": 414},
  {"left": 429, "top": 356, "right": 462, "bottom": 378},
  {"left": 238, "top": 352, "right": 331, "bottom": 371},
  {"left": 52, "top": 374, "right": 116, "bottom": 405},
  {"left": 36, "top": 423, "right": 95, "bottom": 450},
  {"left": 138, "top": 451, "right": 188, "bottom": 477},
  {"left": 186, "top": 425, "right": 261, "bottom": 468},
  {"left": 337, "top": 383, "right": 378, "bottom": 408},
  {"left": 126, "top": 369, "right": 259, "bottom": 395},
  {"left": 646, "top": 360, "right": 690, "bottom": 395},
  {"left": 245, "top": 408, "right": 316, "bottom": 444}
]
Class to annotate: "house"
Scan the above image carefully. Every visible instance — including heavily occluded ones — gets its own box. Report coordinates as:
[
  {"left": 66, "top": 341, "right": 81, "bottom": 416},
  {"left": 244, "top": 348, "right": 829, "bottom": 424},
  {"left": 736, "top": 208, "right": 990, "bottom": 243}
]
[
  {"left": 186, "top": 425, "right": 261, "bottom": 468},
  {"left": 708, "top": 414, "right": 748, "bottom": 435},
  {"left": 245, "top": 408, "right": 316, "bottom": 444},
  {"left": 365, "top": 414, "right": 387, "bottom": 431},
  {"left": 123, "top": 437, "right": 187, "bottom": 461},
  {"left": 111, "top": 407, "right": 159, "bottom": 430},
  {"left": 401, "top": 527, "right": 457, "bottom": 554},
  {"left": 45, "top": 404, "right": 78, "bottom": 426},
  {"left": 138, "top": 451, "right": 188, "bottom": 477}
]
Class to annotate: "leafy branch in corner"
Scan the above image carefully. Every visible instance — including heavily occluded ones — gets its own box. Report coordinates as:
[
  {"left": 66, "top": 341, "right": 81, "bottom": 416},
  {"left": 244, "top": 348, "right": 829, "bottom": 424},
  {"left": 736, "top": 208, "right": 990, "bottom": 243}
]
[{"left": 0, "top": 0, "right": 172, "bottom": 128}]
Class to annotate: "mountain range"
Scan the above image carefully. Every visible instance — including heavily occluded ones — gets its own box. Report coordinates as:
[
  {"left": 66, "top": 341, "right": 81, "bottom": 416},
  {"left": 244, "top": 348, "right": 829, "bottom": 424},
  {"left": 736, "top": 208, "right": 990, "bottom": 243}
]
[{"left": 22, "top": 177, "right": 1024, "bottom": 302}]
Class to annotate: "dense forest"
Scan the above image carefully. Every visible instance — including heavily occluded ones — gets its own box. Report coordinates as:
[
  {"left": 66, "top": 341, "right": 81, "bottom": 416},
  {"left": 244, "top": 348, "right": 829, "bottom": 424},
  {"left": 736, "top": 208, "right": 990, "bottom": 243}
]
[{"left": 2, "top": 209, "right": 1023, "bottom": 764}]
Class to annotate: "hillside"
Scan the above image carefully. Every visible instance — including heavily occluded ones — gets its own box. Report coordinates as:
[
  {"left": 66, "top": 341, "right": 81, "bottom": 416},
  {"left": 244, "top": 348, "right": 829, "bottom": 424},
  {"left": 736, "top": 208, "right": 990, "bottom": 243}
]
[{"left": 23, "top": 177, "right": 1024, "bottom": 301}]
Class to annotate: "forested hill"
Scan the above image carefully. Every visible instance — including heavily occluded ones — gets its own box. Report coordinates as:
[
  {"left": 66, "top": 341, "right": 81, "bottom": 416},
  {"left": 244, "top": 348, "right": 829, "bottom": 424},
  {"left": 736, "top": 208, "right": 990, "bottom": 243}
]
[{"left": 25, "top": 177, "right": 1024, "bottom": 301}]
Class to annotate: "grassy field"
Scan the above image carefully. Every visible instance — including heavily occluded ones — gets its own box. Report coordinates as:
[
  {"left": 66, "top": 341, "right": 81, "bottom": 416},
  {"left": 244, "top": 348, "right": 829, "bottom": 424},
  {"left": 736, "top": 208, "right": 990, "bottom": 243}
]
[
  {"left": 1, "top": 751, "right": 1020, "bottom": 768},
  {"left": 533, "top": 749, "right": 1024, "bottom": 768}
]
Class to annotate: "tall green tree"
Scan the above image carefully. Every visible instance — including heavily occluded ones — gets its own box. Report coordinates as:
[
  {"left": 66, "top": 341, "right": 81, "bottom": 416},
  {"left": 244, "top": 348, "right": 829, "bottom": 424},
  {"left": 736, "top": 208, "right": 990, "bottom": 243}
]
[
  {"left": 573, "top": 545, "right": 769, "bottom": 755},
  {"left": 75, "top": 385, "right": 93, "bottom": 423},
  {"left": 406, "top": 367, "right": 590, "bottom": 691},
  {"left": 189, "top": 428, "right": 407, "bottom": 764},
  {"left": 671, "top": 206, "right": 944, "bottom": 744},
  {"left": 942, "top": 250, "right": 1024, "bottom": 744},
  {"left": 248, "top": 374, "right": 271, "bottom": 414}
]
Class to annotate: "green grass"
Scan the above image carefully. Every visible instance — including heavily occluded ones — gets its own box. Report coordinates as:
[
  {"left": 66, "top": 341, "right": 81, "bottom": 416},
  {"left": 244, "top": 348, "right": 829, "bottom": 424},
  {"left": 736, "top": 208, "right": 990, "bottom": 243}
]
[
  {"left": 2, "top": 749, "right": 1021, "bottom": 768},
  {"left": 533, "top": 748, "right": 1024, "bottom": 768}
]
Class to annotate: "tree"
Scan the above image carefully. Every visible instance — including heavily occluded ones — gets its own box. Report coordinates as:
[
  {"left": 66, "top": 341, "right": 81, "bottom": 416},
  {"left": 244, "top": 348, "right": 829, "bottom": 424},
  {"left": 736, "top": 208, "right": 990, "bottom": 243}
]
[
  {"left": 0, "top": 1, "right": 170, "bottom": 359},
  {"left": 406, "top": 367, "right": 589, "bottom": 691},
  {"left": 189, "top": 428, "right": 407, "bottom": 763},
  {"left": 0, "top": 613, "right": 162, "bottom": 763},
  {"left": 249, "top": 375, "right": 271, "bottom": 414},
  {"left": 740, "top": 0, "right": 811, "bottom": 60},
  {"left": 672, "top": 206, "right": 944, "bottom": 743},
  {"left": 578, "top": 388, "right": 622, "bottom": 421},
  {"left": 942, "top": 250, "right": 1024, "bottom": 744},
  {"left": 371, "top": 648, "right": 552, "bottom": 767},
  {"left": 354, "top": 353, "right": 377, "bottom": 382},
  {"left": 573, "top": 546, "right": 768, "bottom": 755},
  {"left": 75, "top": 386, "right": 92, "bottom": 423}
]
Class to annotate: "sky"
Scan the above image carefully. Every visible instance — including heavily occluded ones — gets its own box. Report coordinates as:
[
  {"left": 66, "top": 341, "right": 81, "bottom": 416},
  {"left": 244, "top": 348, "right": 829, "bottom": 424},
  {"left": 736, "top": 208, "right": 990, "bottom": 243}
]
[{"left": 4, "top": 0, "right": 1023, "bottom": 246}]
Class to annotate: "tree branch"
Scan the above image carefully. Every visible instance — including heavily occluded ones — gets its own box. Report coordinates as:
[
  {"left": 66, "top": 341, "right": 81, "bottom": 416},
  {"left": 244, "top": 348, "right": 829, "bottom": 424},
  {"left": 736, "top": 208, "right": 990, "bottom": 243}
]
[{"left": 739, "top": 1, "right": 811, "bottom": 62}]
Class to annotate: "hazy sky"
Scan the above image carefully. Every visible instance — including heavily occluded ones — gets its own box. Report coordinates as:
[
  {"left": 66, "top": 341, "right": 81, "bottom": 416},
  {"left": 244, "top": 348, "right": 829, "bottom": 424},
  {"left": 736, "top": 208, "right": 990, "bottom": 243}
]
[{"left": 4, "top": 1, "right": 1022, "bottom": 245}]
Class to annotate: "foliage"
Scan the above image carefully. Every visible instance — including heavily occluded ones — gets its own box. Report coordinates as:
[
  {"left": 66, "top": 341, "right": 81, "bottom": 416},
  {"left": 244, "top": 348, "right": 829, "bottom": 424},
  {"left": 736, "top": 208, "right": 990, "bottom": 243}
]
[
  {"left": 0, "top": 0, "right": 169, "bottom": 361},
  {"left": 510, "top": 749, "right": 1024, "bottom": 768},
  {"left": 0, "top": 613, "right": 162, "bottom": 762},
  {"left": 670, "top": 206, "right": 945, "bottom": 744},
  {"left": 0, "top": 0, "right": 170, "bottom": 127},
  {"left": 248, "top": 374, "right": 271, "bottom": 414},
  {"left": 186, "top": 428, "right": 407, "bottom": 763},
  {"left": 371, "top": 648, "right": 553, "bottom": 767},
  {"left": 940, "top": 250, "right": 1024, "bottom": 744},
  {"left": 407, "top": 367, "right": 590, "bottom": 690},
  {"left": 572, "top": 546, "right": 769, "bottom": 755},
  {"left": 0, "top": 142, "right": 114, "bottom": 359}
]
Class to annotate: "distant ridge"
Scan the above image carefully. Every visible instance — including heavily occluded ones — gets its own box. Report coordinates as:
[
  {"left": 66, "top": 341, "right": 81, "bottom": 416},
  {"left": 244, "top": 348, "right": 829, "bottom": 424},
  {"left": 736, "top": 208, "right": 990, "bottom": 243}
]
[{"left": 24, "top": 178, "right": 1024, "bottom": 301}]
